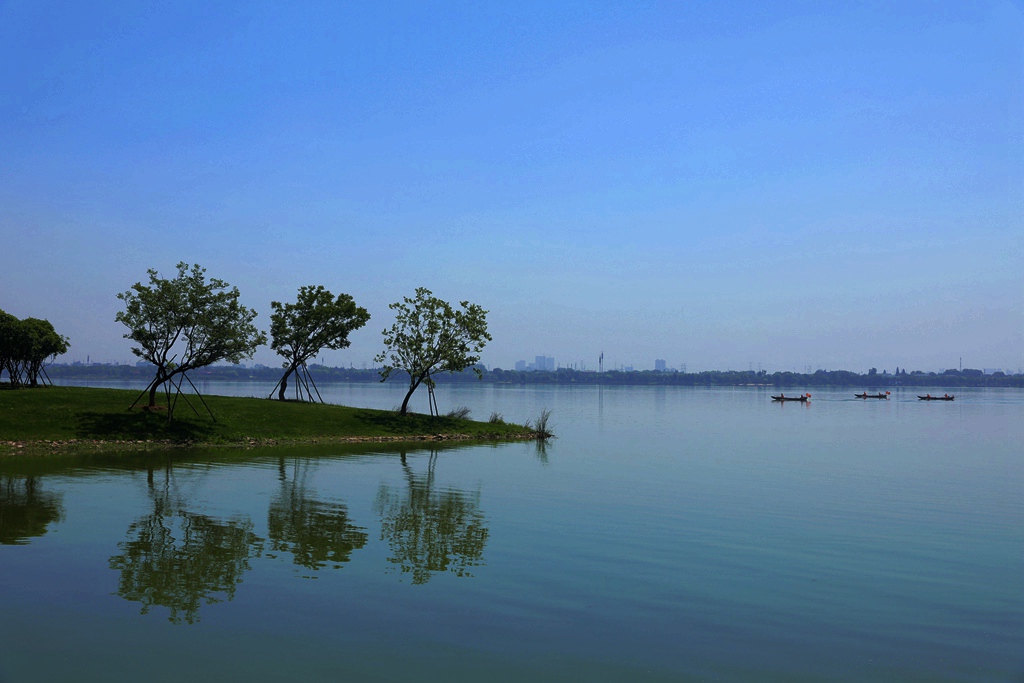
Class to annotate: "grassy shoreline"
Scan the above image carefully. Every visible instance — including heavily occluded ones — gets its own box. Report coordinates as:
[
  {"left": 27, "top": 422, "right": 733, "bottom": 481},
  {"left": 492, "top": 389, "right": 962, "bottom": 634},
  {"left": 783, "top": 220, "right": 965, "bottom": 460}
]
[{"left": 0, "top": 385, "right": 536, "bottom": 455}]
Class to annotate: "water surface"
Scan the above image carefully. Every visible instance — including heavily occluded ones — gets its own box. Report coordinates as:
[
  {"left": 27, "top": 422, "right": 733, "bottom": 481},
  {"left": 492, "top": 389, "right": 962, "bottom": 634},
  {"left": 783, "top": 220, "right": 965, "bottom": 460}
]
[{"left": 1, "top": 384, "right": 1021, "bottom": 681}]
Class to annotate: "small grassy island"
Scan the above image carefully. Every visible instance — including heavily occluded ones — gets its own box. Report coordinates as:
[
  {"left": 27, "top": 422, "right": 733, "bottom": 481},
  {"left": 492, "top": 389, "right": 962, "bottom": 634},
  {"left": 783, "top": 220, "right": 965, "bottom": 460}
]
[{"left": 0, "top": 386, "right": 537, "bottom": 455}]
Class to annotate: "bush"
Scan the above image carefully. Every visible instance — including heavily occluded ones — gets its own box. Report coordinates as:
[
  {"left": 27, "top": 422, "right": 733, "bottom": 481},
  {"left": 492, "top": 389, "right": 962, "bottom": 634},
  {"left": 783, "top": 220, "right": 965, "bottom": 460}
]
[{"left": 445, "top": 406, "right": 472, "bottom": 420}]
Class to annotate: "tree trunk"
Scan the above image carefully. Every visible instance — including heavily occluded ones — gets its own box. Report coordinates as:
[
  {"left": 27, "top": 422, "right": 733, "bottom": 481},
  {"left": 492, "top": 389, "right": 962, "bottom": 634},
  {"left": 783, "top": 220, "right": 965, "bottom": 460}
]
[
  {"left": 27, "top": 362, "right": 40, "bottom": 387},
  {"left": 277, "top": 365, "right": 296, "bottom": 401},
  {"left": 5, "top": 361, "right": 21, "bottom": 388},
  {"left": 399, "top": 387, "right": 415, "bottom": 415},
  {"left": 398, "top": 377, "right": 423, "bottom": 415},
  {"left": 148, "top": 369, "right": 167, "bottom": 408}
]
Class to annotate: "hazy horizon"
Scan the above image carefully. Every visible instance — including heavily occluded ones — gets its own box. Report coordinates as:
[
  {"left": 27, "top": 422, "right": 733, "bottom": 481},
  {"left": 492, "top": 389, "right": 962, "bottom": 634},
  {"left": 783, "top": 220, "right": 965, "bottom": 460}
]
[
  {"left": 2, "top": 2, "right": 1021, "bottom": 373},
  {"left": 46, "top": 357, "right": 1022, "bottom": 377}
]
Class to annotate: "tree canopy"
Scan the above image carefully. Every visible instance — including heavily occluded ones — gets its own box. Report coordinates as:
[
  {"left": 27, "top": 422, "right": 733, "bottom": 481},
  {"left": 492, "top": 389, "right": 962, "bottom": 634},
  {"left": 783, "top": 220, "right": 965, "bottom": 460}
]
[
  {"left": 374, "top": 287, "right": 491, "bottom": 415},
  {"left": 20, "top": 318, "right": 71, "bottom": 386},
  {"left": 269, "top": 285, "right": 369, "bottom": 401},
  {"left": 0, "top": 309, "right": 21, "bottom": 384},
  {"left": 0, "top": 309, "right": 69, "bottom": 388},
  {"left": 116, "top": 262, "right": 266, "bottom": 410}
]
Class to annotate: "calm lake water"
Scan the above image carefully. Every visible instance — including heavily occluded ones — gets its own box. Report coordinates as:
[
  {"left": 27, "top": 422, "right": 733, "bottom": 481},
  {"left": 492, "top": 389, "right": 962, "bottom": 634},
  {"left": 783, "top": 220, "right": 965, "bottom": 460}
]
[{"left": 1, "top": 382, "right": 1022, "bottom": 682}]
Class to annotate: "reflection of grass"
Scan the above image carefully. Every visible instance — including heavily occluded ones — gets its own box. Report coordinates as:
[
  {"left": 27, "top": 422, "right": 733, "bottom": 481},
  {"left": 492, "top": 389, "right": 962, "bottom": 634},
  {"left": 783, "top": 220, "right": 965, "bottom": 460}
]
[{"left": 0, "top": 386, "right": 533, "bottom": 451}]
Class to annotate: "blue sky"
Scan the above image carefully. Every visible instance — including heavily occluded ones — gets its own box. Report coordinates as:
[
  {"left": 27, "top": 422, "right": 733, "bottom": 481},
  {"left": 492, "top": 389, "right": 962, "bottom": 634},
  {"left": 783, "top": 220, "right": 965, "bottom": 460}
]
[{"left": 1, "top": 1, "right": 1021, "bottom": 372}]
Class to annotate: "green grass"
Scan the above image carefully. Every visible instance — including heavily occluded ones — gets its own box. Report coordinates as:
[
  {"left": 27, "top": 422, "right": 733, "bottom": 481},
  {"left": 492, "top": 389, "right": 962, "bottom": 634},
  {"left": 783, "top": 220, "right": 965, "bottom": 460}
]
[{"left": 0, "top": 385, "right": 533, "bottom": 453}]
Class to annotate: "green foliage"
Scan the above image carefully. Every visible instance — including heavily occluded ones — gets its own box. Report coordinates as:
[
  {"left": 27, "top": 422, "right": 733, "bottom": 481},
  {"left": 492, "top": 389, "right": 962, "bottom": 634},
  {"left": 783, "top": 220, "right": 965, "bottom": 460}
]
[
  {"left": 375, "top": 287, "right": 492, "bottom": 415},
  {"left": 20, "top": 318, "right": 70, "bottom": 386},
  {"left": 269, "top": 285, "right": 369, "bottom": 401},
  {"left": 116, "top": 263, "right": 267, "bottom": 408},
  {"left": 0, "top": 309, "right": 69, "bottom": 388},
  {"left": 0, "top": 309, "right": 23, "bottom": 384}
]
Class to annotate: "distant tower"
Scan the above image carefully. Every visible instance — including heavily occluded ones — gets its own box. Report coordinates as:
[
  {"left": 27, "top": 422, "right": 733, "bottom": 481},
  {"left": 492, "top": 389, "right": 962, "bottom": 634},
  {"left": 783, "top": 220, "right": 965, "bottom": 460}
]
[{"left": 599, "top": 351, "right": 604, "bottom": 373}]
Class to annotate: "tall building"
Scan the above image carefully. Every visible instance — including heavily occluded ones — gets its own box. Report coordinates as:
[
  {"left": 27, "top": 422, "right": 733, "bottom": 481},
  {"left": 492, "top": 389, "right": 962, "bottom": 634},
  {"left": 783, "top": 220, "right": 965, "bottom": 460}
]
[
  {"left": 515, "top": 360, "right": 527, "bottom": 371},
  {"left": 535, "top": 355, "right": 555, "bottom": 371},
  {"left": 655, "top": 359, "right": 667, "bottom": 372}
]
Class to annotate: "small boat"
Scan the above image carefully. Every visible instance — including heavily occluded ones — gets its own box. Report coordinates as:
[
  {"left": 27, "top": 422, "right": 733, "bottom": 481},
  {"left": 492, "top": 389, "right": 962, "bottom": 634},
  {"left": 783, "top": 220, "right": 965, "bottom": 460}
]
[
  {"left": 855, "top": 391, "right": 890, "bottom": 399},
  {"left": 772, "top": 393, "right": 811, "bottom": 402},
  {"left": 918, "top": 394, "right": 954, "bottom": 401}
]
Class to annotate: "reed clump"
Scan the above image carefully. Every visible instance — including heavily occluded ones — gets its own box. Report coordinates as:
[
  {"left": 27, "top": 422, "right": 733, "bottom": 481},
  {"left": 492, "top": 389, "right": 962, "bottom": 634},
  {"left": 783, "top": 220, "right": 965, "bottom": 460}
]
[{"left": 524, "top": 408, "right": 554, "bottom": 440}]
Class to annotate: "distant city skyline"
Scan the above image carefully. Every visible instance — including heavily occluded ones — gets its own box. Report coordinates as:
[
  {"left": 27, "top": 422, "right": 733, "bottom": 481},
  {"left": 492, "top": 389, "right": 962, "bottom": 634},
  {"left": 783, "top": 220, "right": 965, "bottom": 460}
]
[
  {"left": 2, "top": 2, "right": 1020, "bottom": 373},
  {"left": 53, "top": 352, "right": 1022, "bottom": 377}
]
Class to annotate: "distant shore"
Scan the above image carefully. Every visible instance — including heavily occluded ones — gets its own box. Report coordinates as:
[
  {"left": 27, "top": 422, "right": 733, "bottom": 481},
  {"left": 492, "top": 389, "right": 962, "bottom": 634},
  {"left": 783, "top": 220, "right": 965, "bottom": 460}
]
[
  {"left": 39, "top": 363, "right": 1024, "bottom": 389},
  {"left": 0, "top": 386, "right": 536, "bottom": 456}
]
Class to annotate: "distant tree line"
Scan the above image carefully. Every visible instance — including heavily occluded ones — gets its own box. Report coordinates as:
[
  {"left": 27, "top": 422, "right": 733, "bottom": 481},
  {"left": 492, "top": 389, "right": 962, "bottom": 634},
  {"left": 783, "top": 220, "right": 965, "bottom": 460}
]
[
  {"left": 486, "top": 367, "right": 1024, "bottom": 387},
  {"left": 46, "top": 363, "right": 1024, "bottom": 388},
  {"left": 0, "top": 309, "right": 69, "bottom": 388},
  {"left": 15, "top": 261, "right": 1021, "bottom": 400}
]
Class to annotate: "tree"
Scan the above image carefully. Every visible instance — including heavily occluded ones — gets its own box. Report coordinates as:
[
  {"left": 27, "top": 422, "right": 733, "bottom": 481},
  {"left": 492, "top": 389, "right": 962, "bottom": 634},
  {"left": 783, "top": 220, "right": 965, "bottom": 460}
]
[
  {"left": 116, "top": 263, "right": 267, "bottom": 409},
  {"left": 0, "top": 309, "right": 21, "bottom": 386},
  {"left": 375, "top": 287, "right": 491, "bottom": 416},
  {"left": 0, "top": 312, "right": 69, "bottom": 387},
  {"left": 20, "top": 318, "right": 70, "bottom": 386},
  {"left": 269, "top": 285, "right": 369, "bottom": 401}
]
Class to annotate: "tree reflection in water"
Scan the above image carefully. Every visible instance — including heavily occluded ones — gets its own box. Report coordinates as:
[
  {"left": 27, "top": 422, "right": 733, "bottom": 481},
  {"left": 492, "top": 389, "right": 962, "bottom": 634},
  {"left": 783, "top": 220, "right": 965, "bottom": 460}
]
[
  {"left": 108, "top": 461, "right": 263, "bottom": 624},
  {"left": 374, "top": 450, "right": 489, "bottom": 584},
  {"left": 267, "top": 458, "right": 368, "bottom": 572},
  {"left": 0, "top": 475, "right": 65, "bottom": 545}
]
